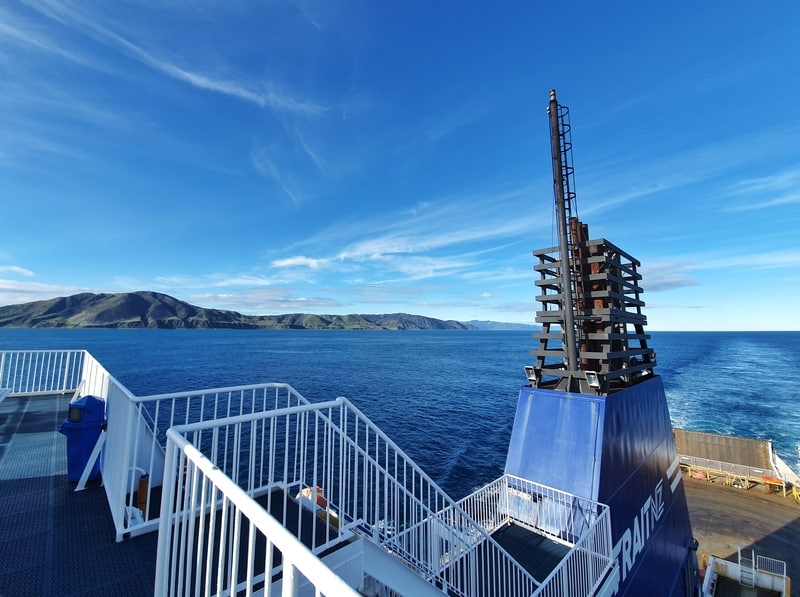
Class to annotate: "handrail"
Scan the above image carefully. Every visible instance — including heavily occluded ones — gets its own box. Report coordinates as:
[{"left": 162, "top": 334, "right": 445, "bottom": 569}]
[
  {"left": 0, "top": 350, "right": 312, "bottom": 541},
  {"left": 458, "top": 474, "right": 616, "bottom": 596},
  {"left": 131, "top": 383, "right": 310, "bottom": 450},
  {"left": 162, "top": 397, "right": 541, "bottom": 596},
  {"left": 156, "top": 430, "right": 360, "bottom": 597},
  {"left": 109, "top": 382, "right": 310, "bottom": 539},
  {"left": 132, "top": 382, "right": 304, "bottom": 404},
  {"left": 679, "top": 454, "right": 785, "bottom": 490},
  {"left": 756, "top": 554, "right": 787, "bottom": 578},
  {"left": 0, "top": 350, "right": 84, "bottom": 395}
]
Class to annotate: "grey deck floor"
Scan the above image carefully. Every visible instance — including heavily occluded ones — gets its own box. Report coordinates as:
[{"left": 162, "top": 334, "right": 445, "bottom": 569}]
[
  {"left": 714, "top": 575, "right": 782, "bottom": 597},
  {"left": 0, "top": 394, "right": 157, "bottom": 596},
  {"left": 492, "top": 523, "right": 570, "bottom": 583}
]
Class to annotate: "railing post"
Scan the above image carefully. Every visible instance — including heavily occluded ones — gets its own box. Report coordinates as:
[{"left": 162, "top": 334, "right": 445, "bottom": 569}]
[
  {"left": 155, "top": 438, "right": 179, "bottom": 596},
  {"left": 282, "top": 557, "right": 299, "bottom": 597},
  {"left": 63, "top": 351, "right": 70, "bottom": 393}
]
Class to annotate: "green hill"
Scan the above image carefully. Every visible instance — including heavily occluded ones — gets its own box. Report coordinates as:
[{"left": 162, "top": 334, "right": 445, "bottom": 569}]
[{"left": 0, "top": 292, "right": 475, "bottom": 331}]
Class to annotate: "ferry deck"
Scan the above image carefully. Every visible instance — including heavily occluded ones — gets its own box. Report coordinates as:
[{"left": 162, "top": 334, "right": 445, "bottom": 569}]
[
  {"left": 0, "top": 391, "right": 157, "bottom": 594},
  {"left": 0, "top": 350, "right": 616, "bottom": 596},
  {"left": 3, "top": 353, "right": 796, "bottom": 597}
]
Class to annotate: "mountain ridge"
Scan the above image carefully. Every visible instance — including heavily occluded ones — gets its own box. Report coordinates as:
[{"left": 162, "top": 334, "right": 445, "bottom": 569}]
[{"left": 0, "top": 292, "right": 477, "bottom": 330}]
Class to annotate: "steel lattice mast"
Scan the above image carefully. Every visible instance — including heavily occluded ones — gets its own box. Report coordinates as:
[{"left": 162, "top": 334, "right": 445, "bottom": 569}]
[{"left": 527, "top": 90, "right": 656, "bottom": 395}]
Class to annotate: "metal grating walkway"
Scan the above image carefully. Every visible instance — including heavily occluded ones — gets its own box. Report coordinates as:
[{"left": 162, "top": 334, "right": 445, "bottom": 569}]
[
  {"left": 0, "top": 394, "right": 156, "bottom": 596},
  {"left": 492, "top": 523, "right": 570, "bottom": 584}
]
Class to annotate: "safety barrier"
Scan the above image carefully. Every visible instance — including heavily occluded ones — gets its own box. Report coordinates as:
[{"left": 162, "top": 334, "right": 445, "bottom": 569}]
[
  {"left": 756, "top": 554, "right": 787, "bottom": 578},
  {"left": 110, "top": 382, "right": 310, "bottom": 540},
  {"left": 156, "top": 431, "right": 360, "bottom": 597},
  {"left": 0, "top": 350, "right": 312, "bottom": 541},
  {"left": 158, "top": 397, "right": 542, "bottom": 597},
  {"left": 679, "top": 454, "right": 787, "bottom": 495},
  {"left": 458, "top": 474, "right": 615, "bottom": 596},
  {"left": 0, "top": 350, "right": 84, "bottom": 396}
]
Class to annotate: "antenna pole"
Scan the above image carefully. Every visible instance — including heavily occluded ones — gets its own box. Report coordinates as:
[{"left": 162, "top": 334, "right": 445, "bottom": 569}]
[{"left": 548, "top": 89, "right": 578, "bottom": 374}]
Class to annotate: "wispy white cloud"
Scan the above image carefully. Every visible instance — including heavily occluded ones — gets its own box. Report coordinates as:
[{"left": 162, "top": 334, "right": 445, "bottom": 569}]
[
  {"left": 376, "top": 254, "right": 474, "bottom": 282},
  {"left": 0, "top": 278, "right": 86, "bottom": 306},
  {"left": 19, "top": 0, "right": 327, "bottom": 115},
  {"left": 295, "top": 130, "right": 329, "bottom": 173},
  {"left": 144, "top": 60, "right": 326, "bottom": 115},
  {"left": 190, "top": 288, "right": 341, "bottom": 315},
  {"left": 153, "top": 273, "right": 278, "bottom": 290},
  {"left": 0, "top": 127, "right": 92, "bottom": 168},
  {"left": 207, "top": 275, "right": 276, "bottom": 288},
  {"left": 643, "top": 247, "right": 800, "bottom": 294},
  {"left": 727, "top": 167, "right": 800, "bottom": 195},
  {"left": 272, "top": 256, "right": 325, "bottom": 269},
  {"left": 263, "top": 185, "right": 541, "bottom": 292},
  {"left": 334, "top": 187, "right": 537, "bottom": 259},
  {"left": 251, "top": 149, "right": 302, "bottom": 206},
  {"left": 0, "top": 266, "right": 35, "bottom": 276},
  {"left": 580, "top": 177, "right": 690, "bottom": 215},
  {"left": 721, "top": 166, "right": 800, "bottom": 211},
  {"left": 726, "top": 193, "right": 800, "bottom": 211},
  {"left": 580, "top": 127, "right": 800, "bottom": 215},
  {"left": 692, "top": 249, "right": 800, "bottom": 271},
  {"left": 0, "top": 10, "right": 105, "bottom": 71},
  {"left": 462, "top": 267, "right": 531, "bottom": 284},
  {"left": 2, "top": 78, "right": 136, "bottom": 140},
  {"left": 424, "top": 101, "right": 495, "bottom": 145},
  {"left": 294, "top": 0, "right": 326, "bottom": 31},
  {"left": 0, "top": 123, "right": 97, "bottom": 175},
  {"left": 641, "top": 263, "right": 699, "bottom": 293}
]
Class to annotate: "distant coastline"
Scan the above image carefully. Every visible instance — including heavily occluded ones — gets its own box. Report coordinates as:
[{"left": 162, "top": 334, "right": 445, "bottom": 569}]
[{"left": 0, "top": 291, "right": 497, "bottom": 331}]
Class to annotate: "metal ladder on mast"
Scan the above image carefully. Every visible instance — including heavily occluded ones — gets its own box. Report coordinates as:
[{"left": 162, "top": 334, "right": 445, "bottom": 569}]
[{"left": 553, "top": 99, "right": 580, "bottom": 319}]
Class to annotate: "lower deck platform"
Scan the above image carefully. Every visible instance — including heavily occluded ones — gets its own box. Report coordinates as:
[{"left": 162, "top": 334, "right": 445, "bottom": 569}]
[
  {"left": 0, "top": 393, "right": 157, "bottom": 596},
  {"left": 714, "top": 575, "right": 782, "bottom": 597},
  {"left": 492, "top": 523, "right": 570, "bottom": 583}
]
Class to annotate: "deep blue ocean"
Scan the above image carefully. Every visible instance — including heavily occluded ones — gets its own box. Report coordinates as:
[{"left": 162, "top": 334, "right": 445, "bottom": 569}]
[{"left": 2, "top": 329, "right": 799, "bottom": 499}]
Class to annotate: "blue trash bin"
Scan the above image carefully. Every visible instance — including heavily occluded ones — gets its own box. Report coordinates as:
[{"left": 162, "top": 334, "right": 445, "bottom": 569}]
[{"left": 58, "top": 395, "right": 106, "bottom": 483}]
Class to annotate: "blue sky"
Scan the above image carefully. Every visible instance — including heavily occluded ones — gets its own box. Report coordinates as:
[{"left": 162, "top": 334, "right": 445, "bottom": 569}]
[{"left": 1, "top": 1, "right": 799, "bottom": 331}]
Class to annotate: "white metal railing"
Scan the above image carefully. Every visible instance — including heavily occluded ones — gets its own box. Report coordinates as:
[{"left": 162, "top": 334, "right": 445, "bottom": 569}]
[
  {"left": 106, "top": 383, "right": 310, "bottom": 540},
  {"left": 458, "top": 474, "right": 615, "bottom": 596},
  {"left": 53, "top": 351, "right": 142, "bottom": 537},
  {"left": 679, "top": 454, "right": 783, "bottom": 488},
  {"left": 159, "top": 397, "right": 541, "bottom": 597},
  {"left": 0, "top": 350, "right": 313, "bottom": 542},
  {"left": 156, "top": 432, "right": 360, "bottom": 597},
  {"left": 0, "top": 350, "right": 84, "bottom": 395},
  {"left": 756, "top": 554, "right": 786, "bottom": 578}
]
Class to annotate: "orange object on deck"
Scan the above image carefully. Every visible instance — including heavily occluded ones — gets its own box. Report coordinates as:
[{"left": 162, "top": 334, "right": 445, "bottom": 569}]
[{"left": 300, "top": 486, "right": 328, "bottom": 509}]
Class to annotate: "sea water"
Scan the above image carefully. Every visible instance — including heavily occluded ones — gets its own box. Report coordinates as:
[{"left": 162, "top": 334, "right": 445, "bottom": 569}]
[{"left": 1, "top": 328, "right": 798, "bottom": 499}]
